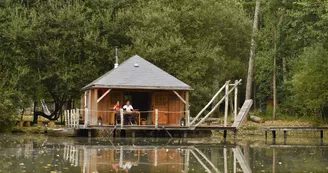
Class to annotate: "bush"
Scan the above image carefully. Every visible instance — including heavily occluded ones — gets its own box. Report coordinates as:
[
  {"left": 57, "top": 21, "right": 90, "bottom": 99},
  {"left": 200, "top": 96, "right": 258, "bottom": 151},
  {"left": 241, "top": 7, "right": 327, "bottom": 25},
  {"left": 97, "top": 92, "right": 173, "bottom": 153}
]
[{"left": 0, "top": 92, "right": 18, "bottom": 132}]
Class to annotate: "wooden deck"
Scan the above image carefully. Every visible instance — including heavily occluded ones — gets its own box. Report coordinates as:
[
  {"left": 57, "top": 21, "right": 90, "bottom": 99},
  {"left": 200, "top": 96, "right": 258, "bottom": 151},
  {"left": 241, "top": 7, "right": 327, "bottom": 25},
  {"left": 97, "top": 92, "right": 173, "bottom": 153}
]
[
  {"left": 265, "top": 126, "right": 328, "bottom": 139},
  {"left": 85, "top": 125, "right": 237, "bottom": 131},
  {"left": 75, "top": 124, "right": 238, "bottom": 138}
]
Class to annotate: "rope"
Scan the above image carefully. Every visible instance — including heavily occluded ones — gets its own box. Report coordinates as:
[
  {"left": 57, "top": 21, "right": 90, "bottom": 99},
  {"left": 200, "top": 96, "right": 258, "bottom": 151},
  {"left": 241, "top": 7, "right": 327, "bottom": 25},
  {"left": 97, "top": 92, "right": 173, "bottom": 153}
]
[{"left": 75, "top": 109, "right": 188, "bottom": 114}]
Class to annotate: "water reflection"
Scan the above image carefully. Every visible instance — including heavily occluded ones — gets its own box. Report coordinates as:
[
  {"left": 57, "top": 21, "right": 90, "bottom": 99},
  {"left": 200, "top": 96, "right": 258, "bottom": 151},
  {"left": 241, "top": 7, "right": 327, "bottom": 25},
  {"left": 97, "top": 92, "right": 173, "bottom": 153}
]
[
  {"left": 63, "top": 144, "right": 251, "bottom": 173},
  {"left": 1, "top": 135, "right": 328, "bottom": 172}
]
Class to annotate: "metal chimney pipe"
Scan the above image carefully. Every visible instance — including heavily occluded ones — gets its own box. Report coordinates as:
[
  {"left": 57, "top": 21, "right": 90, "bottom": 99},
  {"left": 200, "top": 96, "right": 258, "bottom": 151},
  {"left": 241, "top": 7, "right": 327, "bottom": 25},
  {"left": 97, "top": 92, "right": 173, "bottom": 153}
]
[{"left": 114, "top": 47, "right": 119, "bottom": 68}]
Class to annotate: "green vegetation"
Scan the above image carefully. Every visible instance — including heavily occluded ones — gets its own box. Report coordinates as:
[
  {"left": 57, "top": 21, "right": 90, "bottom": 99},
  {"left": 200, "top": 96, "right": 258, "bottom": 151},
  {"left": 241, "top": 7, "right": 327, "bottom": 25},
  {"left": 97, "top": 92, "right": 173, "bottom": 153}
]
[
  {"left": 0, "top": 0, "right": 327, "bottom": 131},
  {"left": 245, "top": 0, "right": 328, "bottom": 122}
]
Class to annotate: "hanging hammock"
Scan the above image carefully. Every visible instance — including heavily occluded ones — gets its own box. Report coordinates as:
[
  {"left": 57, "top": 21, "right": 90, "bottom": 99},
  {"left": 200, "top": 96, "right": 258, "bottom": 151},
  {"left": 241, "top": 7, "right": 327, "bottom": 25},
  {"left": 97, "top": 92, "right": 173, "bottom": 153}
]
[{"left": 41, "top": 99, "right": 51, "bottom": 116}]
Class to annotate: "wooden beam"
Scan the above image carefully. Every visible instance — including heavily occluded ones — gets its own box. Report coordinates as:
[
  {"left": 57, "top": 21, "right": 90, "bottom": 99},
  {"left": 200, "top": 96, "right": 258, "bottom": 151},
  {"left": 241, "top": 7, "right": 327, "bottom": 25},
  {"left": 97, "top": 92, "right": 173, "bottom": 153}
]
[
  {"left": 224, "top": 81, "right": 229, "bottom": 127},
  {"left": 97, "top": 89, "right": 111, "bottom": 103},
  {"left": 173, "top": 90, "right": 186, "bottom": 104},
  {"left": 185, "top": 91, "right": 189, "bottom": 126},
  {"left": 93, "top": 89, "right": 98, "bottom": 125}
]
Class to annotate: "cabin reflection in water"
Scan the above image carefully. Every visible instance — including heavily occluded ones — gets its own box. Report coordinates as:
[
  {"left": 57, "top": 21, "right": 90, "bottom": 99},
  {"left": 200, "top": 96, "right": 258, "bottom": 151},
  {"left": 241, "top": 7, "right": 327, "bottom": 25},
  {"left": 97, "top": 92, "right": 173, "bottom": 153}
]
[{"left": 63, "top": 145, "right": 251, "bottom": 173}]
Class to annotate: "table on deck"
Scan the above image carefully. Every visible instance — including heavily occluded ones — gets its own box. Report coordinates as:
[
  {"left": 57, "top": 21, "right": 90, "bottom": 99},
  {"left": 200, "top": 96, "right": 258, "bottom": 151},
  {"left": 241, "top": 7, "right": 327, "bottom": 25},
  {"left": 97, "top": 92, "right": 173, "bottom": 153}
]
[{"left": 111, "top": 111, "right": 141, "bottom": 125}]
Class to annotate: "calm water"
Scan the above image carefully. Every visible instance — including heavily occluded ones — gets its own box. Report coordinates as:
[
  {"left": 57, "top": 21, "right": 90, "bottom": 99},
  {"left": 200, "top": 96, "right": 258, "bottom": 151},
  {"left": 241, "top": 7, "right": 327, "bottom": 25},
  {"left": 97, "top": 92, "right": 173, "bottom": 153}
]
[{"left": 0, "top": 134, "right": 327, "bottom": 173}]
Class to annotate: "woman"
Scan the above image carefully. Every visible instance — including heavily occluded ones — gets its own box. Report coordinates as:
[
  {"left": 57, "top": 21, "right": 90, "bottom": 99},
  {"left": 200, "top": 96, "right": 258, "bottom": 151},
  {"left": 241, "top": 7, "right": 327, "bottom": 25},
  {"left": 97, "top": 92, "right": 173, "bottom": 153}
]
[{"left": 112, "top": 101, "right": 121, "bottom": 124}]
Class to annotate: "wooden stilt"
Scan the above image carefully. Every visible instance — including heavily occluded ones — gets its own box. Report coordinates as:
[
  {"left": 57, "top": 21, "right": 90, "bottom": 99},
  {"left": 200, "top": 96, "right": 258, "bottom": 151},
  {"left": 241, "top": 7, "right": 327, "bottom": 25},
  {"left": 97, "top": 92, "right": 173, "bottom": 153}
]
[
  {"left": 223, "top": 130, "right": 227, "bottom": 139},
  {"left": 265, "top": 131, "right": 268, "bottom": 141},
  {"left": 272, "top": 130, "right": 276, "bottom": 138},
  {"left": 284, "top": 130, "right": 287, "bottom": 139},
  {"left": 183, "top": 131, "right": 187, "bottom": 138},
  {"left": 320, "top": 130, "right": 324, "bottom": 139}
]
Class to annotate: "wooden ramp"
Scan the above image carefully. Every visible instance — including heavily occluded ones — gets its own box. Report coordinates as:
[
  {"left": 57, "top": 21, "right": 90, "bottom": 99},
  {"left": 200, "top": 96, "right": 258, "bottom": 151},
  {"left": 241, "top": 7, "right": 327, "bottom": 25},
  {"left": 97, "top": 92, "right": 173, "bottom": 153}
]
[
  {"left": 231, "top": 99, "right": 253, "bottom": 129},
  {"left": 232, "top": 146, "right": 252, "bottom": 173}
]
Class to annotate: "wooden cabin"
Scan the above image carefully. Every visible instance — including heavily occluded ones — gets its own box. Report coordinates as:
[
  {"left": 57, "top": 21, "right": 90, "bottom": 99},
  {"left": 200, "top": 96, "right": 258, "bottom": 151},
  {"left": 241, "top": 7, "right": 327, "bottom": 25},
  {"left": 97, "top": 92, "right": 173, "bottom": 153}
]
[{"left": 81, "top": 55, "right": 192, "bottom": 126}]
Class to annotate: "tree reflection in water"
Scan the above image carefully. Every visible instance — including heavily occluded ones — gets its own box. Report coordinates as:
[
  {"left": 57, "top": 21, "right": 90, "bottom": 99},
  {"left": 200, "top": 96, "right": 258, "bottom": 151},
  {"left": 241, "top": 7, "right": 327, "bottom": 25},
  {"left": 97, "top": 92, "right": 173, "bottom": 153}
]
[{"left": 0, "top": 135, "right": 328, "bottom": 172}]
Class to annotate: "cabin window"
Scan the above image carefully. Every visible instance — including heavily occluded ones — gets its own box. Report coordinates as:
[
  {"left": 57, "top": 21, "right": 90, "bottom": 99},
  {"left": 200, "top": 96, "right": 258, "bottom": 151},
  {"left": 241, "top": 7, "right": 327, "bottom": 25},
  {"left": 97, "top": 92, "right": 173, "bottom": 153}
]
[
  {"left": 111, "top": 92, "right": 121, "bottom": 105},
  {"left": 154, "top": 93, "right": 167, "bottom": 106}
]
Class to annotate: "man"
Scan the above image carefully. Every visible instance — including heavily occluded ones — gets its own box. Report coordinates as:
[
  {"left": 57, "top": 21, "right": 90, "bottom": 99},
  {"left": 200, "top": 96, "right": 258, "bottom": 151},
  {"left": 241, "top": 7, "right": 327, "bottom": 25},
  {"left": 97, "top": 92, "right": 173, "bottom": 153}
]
[
  {"left": 123, "top": 100, "right": 133, "bottom": 112},
  {"left": 123, "top": 100, "right": 135, "bottom": 124}
]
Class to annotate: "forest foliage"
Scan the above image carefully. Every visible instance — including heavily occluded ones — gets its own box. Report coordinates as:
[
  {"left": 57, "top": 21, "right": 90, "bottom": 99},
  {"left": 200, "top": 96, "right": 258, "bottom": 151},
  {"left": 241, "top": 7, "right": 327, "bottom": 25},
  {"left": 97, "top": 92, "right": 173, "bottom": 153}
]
[{"left": 0, "top": 0, "right": 327, "bottom": 127}]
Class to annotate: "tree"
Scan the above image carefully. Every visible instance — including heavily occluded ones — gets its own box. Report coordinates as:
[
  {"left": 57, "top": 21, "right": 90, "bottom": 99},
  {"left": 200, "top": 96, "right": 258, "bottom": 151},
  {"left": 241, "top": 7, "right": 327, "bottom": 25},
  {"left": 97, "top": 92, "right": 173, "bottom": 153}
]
[
  {"left": 116, "top": 0, "right": 252, "bottom": 115},
  {"left": 292, "top": 45, "right": 328, "bottom": 120},
  {"left": 245, "top": 0, "right": 260, "bottom": 101}
]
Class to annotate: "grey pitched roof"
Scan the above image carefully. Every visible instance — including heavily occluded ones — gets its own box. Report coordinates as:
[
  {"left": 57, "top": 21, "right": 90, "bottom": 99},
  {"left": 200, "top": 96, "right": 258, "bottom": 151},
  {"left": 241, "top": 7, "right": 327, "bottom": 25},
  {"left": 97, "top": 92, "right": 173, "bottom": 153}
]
[{"left": 82, "top": 55, "right": 192, "bottom": 91}]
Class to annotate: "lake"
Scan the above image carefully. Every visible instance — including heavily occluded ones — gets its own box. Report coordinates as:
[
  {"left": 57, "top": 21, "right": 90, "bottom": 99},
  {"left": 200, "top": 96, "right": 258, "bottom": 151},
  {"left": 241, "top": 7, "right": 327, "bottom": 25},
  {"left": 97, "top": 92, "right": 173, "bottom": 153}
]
[{"left": 0, "top": 134, "right": 327, "bottom": 173}]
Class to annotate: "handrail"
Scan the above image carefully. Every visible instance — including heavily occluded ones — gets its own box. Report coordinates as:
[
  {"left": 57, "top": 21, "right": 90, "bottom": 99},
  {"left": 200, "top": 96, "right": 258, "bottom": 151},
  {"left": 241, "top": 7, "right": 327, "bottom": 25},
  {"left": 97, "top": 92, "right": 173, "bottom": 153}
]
[
  {"left": 189, "top": 82, "right": 227, "bottom": 125},
  {"left": 192, "top": 79, "right": 242, "bottom": 128}
]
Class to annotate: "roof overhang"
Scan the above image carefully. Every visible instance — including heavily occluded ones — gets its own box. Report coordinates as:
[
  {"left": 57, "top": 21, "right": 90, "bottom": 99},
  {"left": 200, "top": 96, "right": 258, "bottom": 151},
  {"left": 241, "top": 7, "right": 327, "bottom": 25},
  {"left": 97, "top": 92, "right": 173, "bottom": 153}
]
[{"left": 81, "top": 84, "right": 193, "bottom": 91}]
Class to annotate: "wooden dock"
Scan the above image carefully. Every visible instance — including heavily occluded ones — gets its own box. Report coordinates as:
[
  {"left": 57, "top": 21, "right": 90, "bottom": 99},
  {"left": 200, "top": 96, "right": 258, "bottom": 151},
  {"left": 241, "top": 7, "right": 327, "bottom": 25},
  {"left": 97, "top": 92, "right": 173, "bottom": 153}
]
[
  {"left": 79, "top": 125, "right": 238, "bottom": 138},
  {"left": 265, "top": 126, "right": 328, "bottom": 140}
]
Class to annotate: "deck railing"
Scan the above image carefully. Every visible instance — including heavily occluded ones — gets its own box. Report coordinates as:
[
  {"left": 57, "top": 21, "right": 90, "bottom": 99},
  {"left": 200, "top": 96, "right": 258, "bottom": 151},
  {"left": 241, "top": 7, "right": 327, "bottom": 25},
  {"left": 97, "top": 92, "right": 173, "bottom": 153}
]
[
  {"left": 64, "top": 109, "right": 80, "bottom": 128},
  {"left": 64, "top": 108, "right": 189, "bottom": 129}
]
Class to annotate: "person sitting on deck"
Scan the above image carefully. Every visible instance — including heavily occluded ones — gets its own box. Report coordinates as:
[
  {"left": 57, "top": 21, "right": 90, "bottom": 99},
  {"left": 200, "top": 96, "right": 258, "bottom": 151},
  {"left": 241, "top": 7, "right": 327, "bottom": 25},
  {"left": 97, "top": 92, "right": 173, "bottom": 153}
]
[
  {"left": 113, "top": 101, "right": 121, "bottom": 125},
  {"left": 123, "top": 100, "right": 135, "bottom": 125}
]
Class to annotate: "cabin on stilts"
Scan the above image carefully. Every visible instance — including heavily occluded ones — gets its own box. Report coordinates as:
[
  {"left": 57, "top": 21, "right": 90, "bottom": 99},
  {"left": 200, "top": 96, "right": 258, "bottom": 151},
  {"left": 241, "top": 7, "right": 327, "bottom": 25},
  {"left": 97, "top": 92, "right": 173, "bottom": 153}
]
[
  {"left": 80, "top": 55, "right": 192, "bottom": 127},
  {"left": 63, "top": 54, "right": 253, "bottom": 138}
]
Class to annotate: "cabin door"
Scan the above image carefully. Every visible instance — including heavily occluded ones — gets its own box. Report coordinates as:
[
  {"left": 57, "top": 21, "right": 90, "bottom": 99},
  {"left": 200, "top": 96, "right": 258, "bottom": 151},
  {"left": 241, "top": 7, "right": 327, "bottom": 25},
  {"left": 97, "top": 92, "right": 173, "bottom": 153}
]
[
  {"left": 168, "top": 93, "right": 183, "bottom": 125},
  {"left": 152, "top": 92, "right": 168, "bottom": 125}
]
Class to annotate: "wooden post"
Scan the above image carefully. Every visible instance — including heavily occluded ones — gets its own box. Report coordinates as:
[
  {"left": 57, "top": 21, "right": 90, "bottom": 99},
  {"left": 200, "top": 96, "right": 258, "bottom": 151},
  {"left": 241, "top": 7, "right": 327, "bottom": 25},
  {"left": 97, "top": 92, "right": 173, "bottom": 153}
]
[
  {"left": 72, "top": 109, "right": 76, "bottom": 128},
  {"left": 67, "top": 110, "right": 70, "bottom": 127},
  {"left": 64, "top": 110, "right": 67, "bottom": 127},
  {"left": 283, "top": 130, "right": 287, "bottom": 139},
  {"left": 155, "top": 109, "right": 158, "bottom": 128},
  {"left": 272, "top": 130, "right": 276, "bottom": 138},
  {"left": 93, "top": 89, "right": 98, "bottom": 125},
  {"left": 320, "top": 130, "right": 324, "bottom": 139},
  {"left": 120, "top": 108, "right": 123, "bottom": 129},
  {"left": 223, "top": 130, "right": 227, "bottom": 139},
  {"left": 187, "top": 110, "right": 190, "bottom": 127},
  {"left": 70, "top": 109, "right": 73, "bottom": 128},
  {"left": 265, "top": 131, "right": 268, "bottom": 141},
  {"left": 76, "top": 109, "right": 79, "bottom": 128},
  {"left": 185, "top": 91, "right": 189, "bottom": 127},
  {"left": 224, "top": 81, "right": 229, "bottom": 127},
  {"left": 87, "top": 90, "right": 92, "bottom": 126},
  {"left": 234, "top": 80, "right": 238, "bottom": 121}
]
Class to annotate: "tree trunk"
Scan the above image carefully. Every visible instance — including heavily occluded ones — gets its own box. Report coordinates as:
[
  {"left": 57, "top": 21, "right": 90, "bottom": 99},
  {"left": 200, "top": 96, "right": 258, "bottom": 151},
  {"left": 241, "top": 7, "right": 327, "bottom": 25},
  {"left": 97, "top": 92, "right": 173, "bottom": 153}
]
[
  {"left": 33, "top": 101, "right": 38, "bottom": 123},
  {"left": 245, "top": 0, "right": 261, "bottom": 100},
  {"left": 273, "top": 12, "right": 278, "bottom": 120},
  {"left": 282, "top": 56, "right": 287, "bottom": 82}
]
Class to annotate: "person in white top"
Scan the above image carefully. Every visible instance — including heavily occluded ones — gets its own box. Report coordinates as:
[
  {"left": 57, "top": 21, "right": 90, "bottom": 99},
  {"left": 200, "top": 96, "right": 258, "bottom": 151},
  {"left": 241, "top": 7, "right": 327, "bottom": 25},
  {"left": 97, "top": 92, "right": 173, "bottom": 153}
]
[
  {"left": 123, "top": 100, "right": 133, "bottom": 112},
  {"left": 123, "top": 100, "right": 135, "bottom": 124}
]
